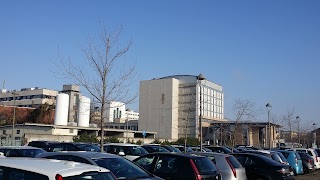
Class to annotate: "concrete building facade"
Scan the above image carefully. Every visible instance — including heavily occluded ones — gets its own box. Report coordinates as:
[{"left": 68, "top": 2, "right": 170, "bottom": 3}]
[
  {"left": 0, "top": 87, "right": 57, "bottom": 108},
  {"left": 139, "top": 75, "right": 224, "bottom": 141}
]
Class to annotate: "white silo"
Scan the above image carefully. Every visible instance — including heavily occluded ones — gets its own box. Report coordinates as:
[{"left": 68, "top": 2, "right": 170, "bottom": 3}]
[
  {"left": 54, "top": 93, "right": 69, "bottom": 126},
  {"left": 77, "top": 96, "right": 91, "bottom": 127}
]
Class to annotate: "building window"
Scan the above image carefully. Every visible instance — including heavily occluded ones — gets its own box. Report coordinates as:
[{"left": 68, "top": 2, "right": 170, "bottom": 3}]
[
  {"left": 15, "top": 137, "right": 20, "bottom": 141},
  {"left": 3, "top": 130, "right": 6, "bottom": 134},
  {"left": 16, "top": 130, "right": 20, "bottom": 134}
]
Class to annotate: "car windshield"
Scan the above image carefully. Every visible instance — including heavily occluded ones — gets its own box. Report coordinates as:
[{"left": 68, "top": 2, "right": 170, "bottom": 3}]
[
  {"left": 277, "top": 152, "right": 288, "bottom": 163},
  {"left": 124, "top": 146, "right": 148, "bottom": 156},
  {"left": 75, "top": 144, "right": 101, "bottom": 152},
  {"left": 192, "top": 157, "right": 218, "bottom": 174},
  {"left": 226, "top": 156, "right": 242, "bottom": 168},
  {"left": 94, "top": 157, "right": 151, "bottom": 179},
  {"left": 63, "top": 171, "right": 116, "bottom": 180}
]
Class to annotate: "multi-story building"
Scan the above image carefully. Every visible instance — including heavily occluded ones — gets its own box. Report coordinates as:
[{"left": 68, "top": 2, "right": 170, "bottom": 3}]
[
  {"left": 139, "top": 74, "right": 224, "bottom": 141},
  {"left": 0, "top": 87, "right": 57, "bottom": 108}
]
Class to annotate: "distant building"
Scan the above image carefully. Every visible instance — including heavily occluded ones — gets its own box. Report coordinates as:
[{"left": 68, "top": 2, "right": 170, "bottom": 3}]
[
  {"left": 139, "top": 74, "right": 224, "bottom": 141},
  {"left": 0, "top": 87, "right": 57, "bottom": 108}
]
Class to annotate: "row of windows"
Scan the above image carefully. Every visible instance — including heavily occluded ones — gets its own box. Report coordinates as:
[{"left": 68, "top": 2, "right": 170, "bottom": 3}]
[
  {"left": 106, "top": 126, "right": 138, "bottom": 131},
  {"left": 0, "top": 95, "right": 55, "bottom": 102},
  {"left": 2, "top": 130, "right": 20, "bottom": 135}
]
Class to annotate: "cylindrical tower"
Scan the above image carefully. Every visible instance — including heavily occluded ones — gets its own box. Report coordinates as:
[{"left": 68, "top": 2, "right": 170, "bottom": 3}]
[
  {"left": 77, "top": 96, "right": 91, "bottom": 127},
  {"left": 54, "top": 93, "right": 69, "bottom": 126}
]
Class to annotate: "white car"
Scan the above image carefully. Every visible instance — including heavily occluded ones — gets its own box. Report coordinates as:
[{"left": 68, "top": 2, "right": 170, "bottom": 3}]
[
  {"left": 0, "top": 158, "right": 116, "bottom": 180},
  {"left": 103, "top": 143, "right": 149, "bottom": 161},
  {"left": 293, "top": 148, "right": 320, "bottom": 169}
]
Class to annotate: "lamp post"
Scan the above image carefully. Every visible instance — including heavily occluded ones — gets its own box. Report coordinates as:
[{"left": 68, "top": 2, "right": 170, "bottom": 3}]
[
  {"left": 313, "top": 123, "right": 316, "bottom": 147},
  {"left": 266, "top": 103, "right": 272, "bottom": 149},
  {"left": 197, "top": 74, "right": 205, "bottom": 150},
  {"left": 296, "top": 116, "right": 301, "bottom": 146},
  {"left": 12, "top": 91, "right": 18, "bottom": 146}
]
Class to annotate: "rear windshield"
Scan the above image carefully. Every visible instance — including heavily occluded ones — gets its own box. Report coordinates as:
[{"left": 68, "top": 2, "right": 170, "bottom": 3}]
[
  {"left": 63, "top": 171, "right": 116, "bottom": 180},
  {"left": 94, "top": 158, "right": 151, "bottom": 179},
  {"left": 226, "top": 156, "right": 242, "bottom": 168},
  {"left": 294, "top": 152, "right": 302, "bottom": 160},
  {"left": 192, "top": 157, "right": 218, "bottom": 174},
  {"left": 270, "top": 153, "right": 282, "bottom": 163},
  {"left": 277, "top": 152, "right": 288, "bottom": 163}
]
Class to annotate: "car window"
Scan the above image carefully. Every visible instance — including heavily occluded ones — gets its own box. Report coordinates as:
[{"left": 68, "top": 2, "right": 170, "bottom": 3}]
[
  {"left": 0, "top": 166, "right": 49, "bottom": 180},
  {"left": 94, "top": 157, "right": 152, "bottom": 179},
  {"left": 192, "top": 157, "right": 218, "bottom": 174},
  {"left": 124, "top": 146, "right": 148, "bottom": 156},
  {"left": 134, "top": 155, "right": 157, "bottom": 172},
  {"left": 155, "top": 156, "right": 179, "bottom": 174},
  {"left": 65, "top": 144, "right": 78, "bottom": 151},
  {"left": 226, "top": 156, "right": 242, "bottom": 168}
]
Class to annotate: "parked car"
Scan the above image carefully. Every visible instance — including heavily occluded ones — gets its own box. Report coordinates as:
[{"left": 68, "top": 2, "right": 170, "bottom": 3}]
[
  {"left": 241, "top": 150, "right": 289, "bottom": 165},
  {"left": 43, "top": 142, "right": 82, "bottom": 152},
  {"left": 293, "top": 148, "right": 320, "bottom": 169},
  {"left": 0, "top": 146, "right": 46, "bottom": 157},
  {"left": 190, "top": 152, "right": 247, "bottom": 180},
  {"left": 36, "top": 151, "right": 163, "bottom": 180},
  {"left": 144, "top": 144, "right": 182, "bottom": 153},
  {"left": 0, "top": 158, "right": 116, "bottom": 180},
  {"left": 231, "top": 153, "right": 295, "bottom": 180},
  {"left": 296, "top": 152, "right": 316, "bottom": 173},
  {"left": 142, "top": 145, "right": 170, "bottom": 153},
  {"left": 103, "top": 143, "right": 149, "bottom": 161},
  {"left": 133, "top": 152, "right": 222, "bottom": 180},
  {"left": 204, "top": 145, "right": 234, "bottom": 154},
  {"left": 73, "top": 142, "right": 101, "bottom": 152},
  {"left": 27, "top": 140, "right": 57, "bottom": 149},
  {"left": 275, "top": 149, "right": 304, "bottom": 175},
  {"left": 189, "top": 146, "right": 213, "bottom": 152},
  {"left": 171, "top": 145, "right": 195, "bottom": 153}
]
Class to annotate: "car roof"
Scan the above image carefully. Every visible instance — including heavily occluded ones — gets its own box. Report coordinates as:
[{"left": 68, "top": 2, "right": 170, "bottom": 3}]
[
  {"left": 103, "top": 143, "right": 140, "bottom": 146},
  {"left": 37, "top": 151, "right": 120, "bottom": 159},
  {"left": 140, "top": 152, "right": 205, "bottom": 158},
  {"left": 0, "top": 158, "right": 110, "bottom": 177},
  {"left": 189, "top": 152, "right": 232, "bottom": 157},
  {"left": 0, "top": 146, "right": 43, "bottom": 150}
]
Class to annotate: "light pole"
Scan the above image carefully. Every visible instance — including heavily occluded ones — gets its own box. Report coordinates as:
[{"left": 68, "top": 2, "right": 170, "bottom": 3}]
[
  {"left": 197, "top": 74, "right": 205, "bottom": 150},
  {"left": 12, "top": 91, "right": 18, "bottom": 146},
  {"left": 313, "top": 123, "right": 316, "bottom": 147},
  {"left": 296, "top": 116, "right": 301, "bottom": 146},
  {"left": 266, "top": 103, "right": 272, "bottom": 149}
]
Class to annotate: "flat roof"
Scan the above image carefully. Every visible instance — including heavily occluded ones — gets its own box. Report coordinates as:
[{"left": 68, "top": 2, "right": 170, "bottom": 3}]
[{"left": 0, "top": 123, "right": 157, "bottom": 135}]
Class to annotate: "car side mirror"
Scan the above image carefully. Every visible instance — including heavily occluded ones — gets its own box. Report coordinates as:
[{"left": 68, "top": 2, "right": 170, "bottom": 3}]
[{"left": 118, "top": 152, "right": 125, "bottom": 156}]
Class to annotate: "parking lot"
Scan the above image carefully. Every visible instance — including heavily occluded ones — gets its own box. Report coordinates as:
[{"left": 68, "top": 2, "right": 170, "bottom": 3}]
[{"left": 296, "top": 171, "right": 320, "bottom": 180}]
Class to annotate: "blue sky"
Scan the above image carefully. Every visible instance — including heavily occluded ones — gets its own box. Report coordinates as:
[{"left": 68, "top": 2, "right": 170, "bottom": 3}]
[{"left": 1, "top": 1, "right": 319, "bottom": 131}]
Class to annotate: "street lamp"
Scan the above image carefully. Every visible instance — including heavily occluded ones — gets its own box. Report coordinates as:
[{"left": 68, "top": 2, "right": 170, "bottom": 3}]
[
  {"left": 197, "top": 73, "right": 205, "bottom": 150},
  {"left": 313, "top": 123, "right": 316, "bottom": 147},
  {"left": 266, "top": 103, "right": 272, "bottom": 149},
  {"left": 12, "top": 91, "right": 18, "bottom": 146},
  {"left": 296, "top": 116, "right": 301, "bottom": 146}
]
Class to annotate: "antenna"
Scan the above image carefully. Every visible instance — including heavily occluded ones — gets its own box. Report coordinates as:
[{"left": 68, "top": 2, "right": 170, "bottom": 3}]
[{"left": 2, "top": 80, "right": 5, "bottom": 89}]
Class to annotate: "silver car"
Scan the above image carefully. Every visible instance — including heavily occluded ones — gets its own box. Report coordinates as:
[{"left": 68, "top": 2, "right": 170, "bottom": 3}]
[
  {"left": 190, "top": 152, "right": 247, "bottom": 180},
  {"left": 36, "top": 151, "right": 163, "bottom": 180}
]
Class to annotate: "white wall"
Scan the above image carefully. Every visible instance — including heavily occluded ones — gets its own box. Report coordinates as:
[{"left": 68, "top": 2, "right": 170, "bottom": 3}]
[
  {"left": 139, "top": 78, "right": 179, "bottom": 140},
  {"left": 103, "top": 101, "right": 126, "bottom": 122}
]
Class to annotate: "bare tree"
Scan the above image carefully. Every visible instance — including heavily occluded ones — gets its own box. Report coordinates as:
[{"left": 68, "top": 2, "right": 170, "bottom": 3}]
[
  {"left": 230, "top": 99, "right": 259, "bottom": 146},
  {"left": 280, "top": 107, "right": 296, "bottom": 143},
  {"left": 54, "top": 22, "right": 138, "bottom": 151}
]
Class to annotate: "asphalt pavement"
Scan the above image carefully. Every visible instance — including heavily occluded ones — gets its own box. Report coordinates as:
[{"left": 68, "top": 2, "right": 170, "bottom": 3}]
[{"left": 296, "top": 170, "right": 320, "bottom": 180}]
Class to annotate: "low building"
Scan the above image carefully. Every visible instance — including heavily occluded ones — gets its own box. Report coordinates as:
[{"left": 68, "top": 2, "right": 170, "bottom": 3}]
[{"left": 0, "top": 123, "right": 156, "bottom": 146}]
